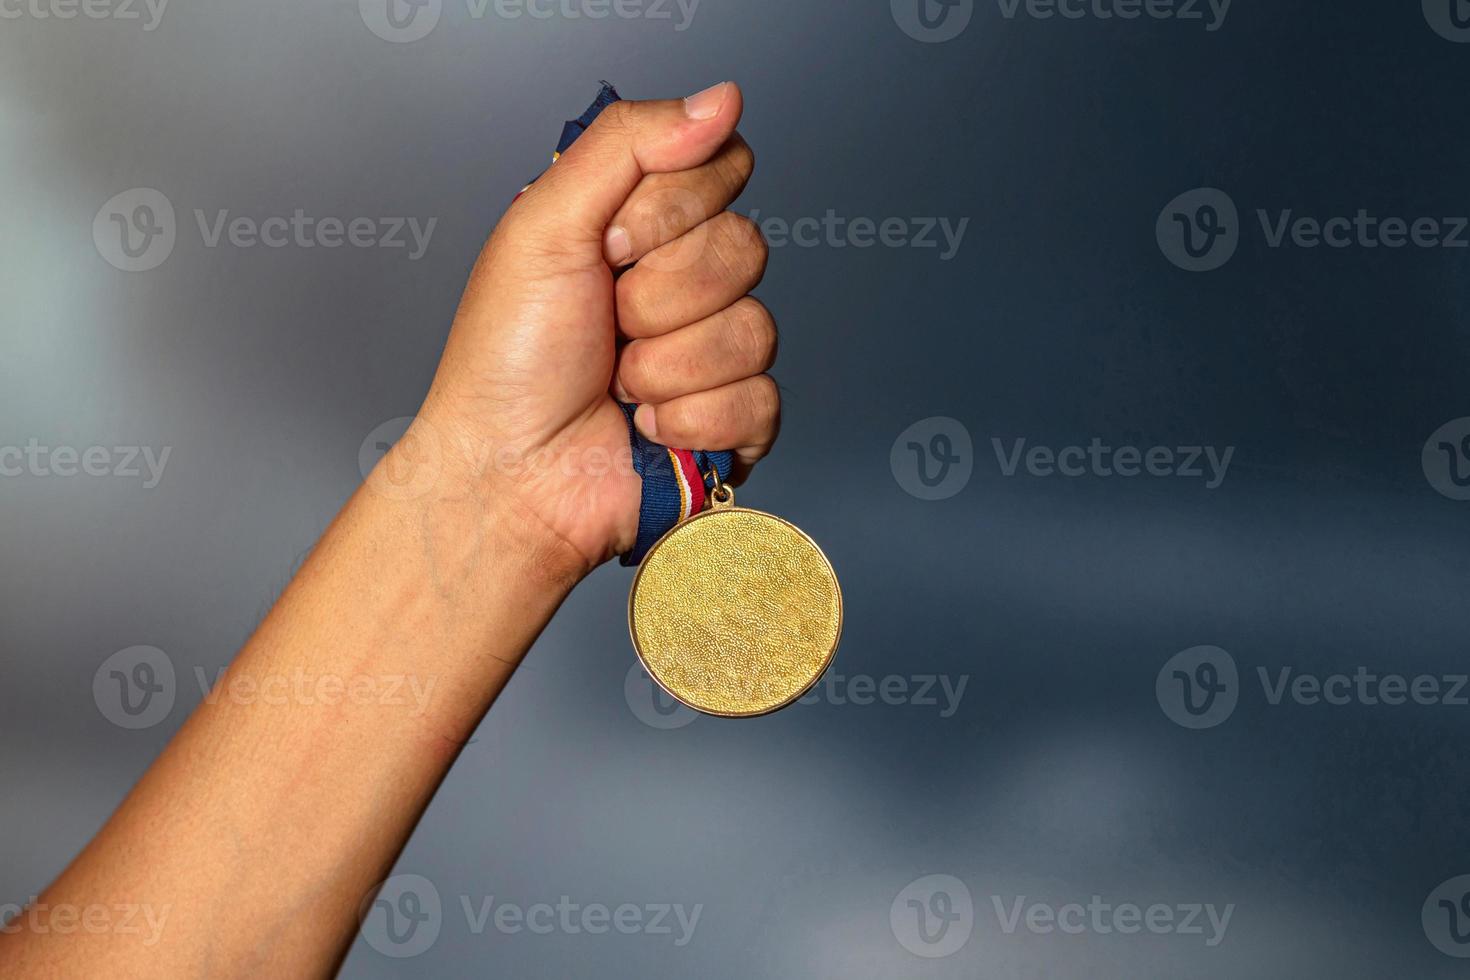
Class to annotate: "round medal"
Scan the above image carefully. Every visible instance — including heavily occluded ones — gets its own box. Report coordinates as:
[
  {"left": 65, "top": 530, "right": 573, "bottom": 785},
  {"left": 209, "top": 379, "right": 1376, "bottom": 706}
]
[{"left": 627, "top": 486, "right": 842, "bottom": 717}]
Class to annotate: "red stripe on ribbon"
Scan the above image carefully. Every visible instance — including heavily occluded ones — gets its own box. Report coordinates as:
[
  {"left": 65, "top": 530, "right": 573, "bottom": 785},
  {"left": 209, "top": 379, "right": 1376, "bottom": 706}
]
[{"left": 672, "top": 448, "right": 705, "bottom": 517}]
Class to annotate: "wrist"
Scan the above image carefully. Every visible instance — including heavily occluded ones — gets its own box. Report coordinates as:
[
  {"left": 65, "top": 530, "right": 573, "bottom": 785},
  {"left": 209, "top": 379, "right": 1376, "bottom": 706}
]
[{"left": 365, "top": 418, "right": 594, "bottom": 594}]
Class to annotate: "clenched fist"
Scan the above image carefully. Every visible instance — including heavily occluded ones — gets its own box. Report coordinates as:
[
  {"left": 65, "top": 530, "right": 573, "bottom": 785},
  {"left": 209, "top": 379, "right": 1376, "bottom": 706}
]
[{"left": 407, "top": 82, "right": 778, "bottom": 578}]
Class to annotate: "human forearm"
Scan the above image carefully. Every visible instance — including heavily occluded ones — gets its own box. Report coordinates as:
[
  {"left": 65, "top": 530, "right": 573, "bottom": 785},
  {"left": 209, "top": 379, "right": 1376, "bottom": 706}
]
[
  {"left": 0, "top": 438, "right": 581, "bottom": 977},
  {"left": 3, "top": 82, "right": 775, "bottom": 979}
]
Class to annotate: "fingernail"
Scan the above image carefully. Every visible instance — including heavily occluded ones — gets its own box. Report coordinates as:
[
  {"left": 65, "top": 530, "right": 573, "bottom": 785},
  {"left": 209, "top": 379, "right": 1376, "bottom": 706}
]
[
  {"left": 634, "top": 404, "right": 659, "bottom": 441},
  {"left": 683, "top": 82, "right": 729, "bottom": 121},
  {"left": 612, "top": 377, "right": 632, "bottom": 402},
  {"left": 604, "top": 225, "right": 631, "bottom": 266}
]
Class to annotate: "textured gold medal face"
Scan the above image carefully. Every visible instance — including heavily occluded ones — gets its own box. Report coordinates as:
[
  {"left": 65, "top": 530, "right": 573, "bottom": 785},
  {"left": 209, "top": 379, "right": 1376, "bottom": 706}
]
[{"left": 628, "top": 494, "right": 842, "bottom": 717}]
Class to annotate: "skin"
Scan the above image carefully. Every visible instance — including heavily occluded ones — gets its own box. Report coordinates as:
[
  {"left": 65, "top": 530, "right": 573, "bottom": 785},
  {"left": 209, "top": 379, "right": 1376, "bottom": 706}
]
[{"left": 0, "top": 82, "right": 777, "bottom": 978}]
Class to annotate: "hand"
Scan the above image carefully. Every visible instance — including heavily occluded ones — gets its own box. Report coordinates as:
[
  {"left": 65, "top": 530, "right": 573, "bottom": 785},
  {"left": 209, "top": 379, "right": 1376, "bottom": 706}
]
[{"left": 411, "top": 82, "right": 779, "bottom": 577}]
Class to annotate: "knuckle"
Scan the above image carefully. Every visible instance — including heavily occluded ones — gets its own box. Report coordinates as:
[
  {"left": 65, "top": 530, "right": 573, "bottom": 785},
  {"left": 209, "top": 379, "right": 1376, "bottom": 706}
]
[
  {"left": 615, "top": 273, "right": 660, "bottom": 332},
  {"left": 631, "top": 178, "right": 695, "bottom": 218},
  {"left": 633, "top": 342, "right": 690, "bottom": 398},
  {"left": 707, "top": 212, "right": 768, "bottom": 285},
  {"left": 725, "top": 211, "right": 766, "bottom": 251},
  {"left": 593, "top": 100, "right": 636, "bottom": 136},
  {"left": 717, "top": 136, "right": 756, "bottom": 191},
  {"left": 744, "top": 374, "right": 780, "bottom": 422},
  {"left": 620, "top": 341, "right": 657, "bottom": 391},
  {"left": 664, "top": 399, "right": 710, "bottom": 439},
  {"left": 726, "top": 298, "right": 777, "bottom": 369},
  {"left": 650, "top": 186, "right": 703, "bottom": 238}
]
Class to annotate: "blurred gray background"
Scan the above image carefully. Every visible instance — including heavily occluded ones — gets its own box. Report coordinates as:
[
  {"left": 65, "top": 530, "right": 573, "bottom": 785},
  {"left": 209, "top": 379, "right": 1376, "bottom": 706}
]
[{"left": 4, "top": 0, "right": 1470, "bottom": 976}]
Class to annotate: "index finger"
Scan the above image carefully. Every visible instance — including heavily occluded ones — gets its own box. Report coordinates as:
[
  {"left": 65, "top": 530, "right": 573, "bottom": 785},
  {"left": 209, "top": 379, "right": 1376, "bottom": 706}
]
[{"left": 603, "top": 134, "right": 755, "bottom": 267}]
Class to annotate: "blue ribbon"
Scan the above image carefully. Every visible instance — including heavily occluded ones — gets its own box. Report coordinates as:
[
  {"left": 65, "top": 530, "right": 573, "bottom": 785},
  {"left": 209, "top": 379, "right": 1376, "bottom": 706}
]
[
  {"left": 555, "top": 81, "right": 623, "bottom": 155},
  {"left": 619, "top": 405, "right": 733, "bottom": 566}
]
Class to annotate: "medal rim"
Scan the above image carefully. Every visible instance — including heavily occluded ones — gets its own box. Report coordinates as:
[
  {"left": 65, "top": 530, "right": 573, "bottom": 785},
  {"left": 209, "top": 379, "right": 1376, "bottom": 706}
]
[{"left": 627, "top": 504, "right": 844, "bottom": 719}]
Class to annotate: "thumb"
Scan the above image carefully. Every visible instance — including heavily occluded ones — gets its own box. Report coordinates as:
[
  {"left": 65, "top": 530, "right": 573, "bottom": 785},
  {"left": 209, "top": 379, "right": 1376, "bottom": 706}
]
[{"left": 511, "top": 82, "right": 743, "bottom": 255}]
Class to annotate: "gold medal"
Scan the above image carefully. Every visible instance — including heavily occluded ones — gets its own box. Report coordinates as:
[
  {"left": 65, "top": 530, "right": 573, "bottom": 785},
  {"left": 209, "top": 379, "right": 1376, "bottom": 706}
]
[{"left": 628, "top": 481, "right": 842, "bottom": 717}]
